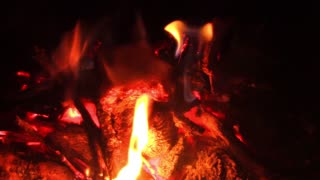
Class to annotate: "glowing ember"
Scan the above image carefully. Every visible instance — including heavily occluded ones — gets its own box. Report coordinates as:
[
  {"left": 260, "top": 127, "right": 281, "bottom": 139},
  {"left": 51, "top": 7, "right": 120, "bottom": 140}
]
[
  {"left": 16, "top": 71, "right": 31, "bottom": 78},
  {"left": 26, "top": 141, "right": 41, "bottom": 146},
  {"left": 60, "top": 107, "right": 82, "bottom": 124},
  {"left": 25, "top": 112, "right": 49, "bottom": 121},
  {"left": 85, "top": 168, "right": 90, "bottom": 177},
  {"left": 60, "top": 101, "right": 100, "bottom": 127},
  {"left": 20, "top": 84, "right": 28, "bottom": 91},
  {"left": 192, "top": 90, "right": 202, "bottom": 100},
  {"left": 233, "top": 124, "right": 247, "bottom": 145},
  {"left": 114, "top": 94, "right": 150, "bottom": 180}
]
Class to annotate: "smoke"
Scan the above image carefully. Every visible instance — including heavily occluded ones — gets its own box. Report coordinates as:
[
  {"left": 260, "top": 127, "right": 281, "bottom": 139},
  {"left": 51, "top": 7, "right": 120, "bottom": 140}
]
[{"left": 100, "top": 14, "right": 171, "bottom": 86}]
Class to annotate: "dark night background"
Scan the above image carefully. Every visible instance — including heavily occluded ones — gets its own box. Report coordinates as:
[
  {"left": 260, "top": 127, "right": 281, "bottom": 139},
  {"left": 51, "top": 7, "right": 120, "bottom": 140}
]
[{"left": 2, "top": 0, "right": 319, "bottom": 179}]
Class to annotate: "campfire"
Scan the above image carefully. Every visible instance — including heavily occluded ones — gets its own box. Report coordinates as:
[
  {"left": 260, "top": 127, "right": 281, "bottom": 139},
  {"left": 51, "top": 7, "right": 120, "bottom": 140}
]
[{"left": 0, "top": 15, "right": 267, "bottom": 180}]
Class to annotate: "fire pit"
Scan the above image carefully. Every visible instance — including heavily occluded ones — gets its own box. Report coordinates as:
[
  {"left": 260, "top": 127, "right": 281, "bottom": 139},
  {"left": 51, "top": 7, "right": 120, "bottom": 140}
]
[{"left": 2, "top": 13, "right": 272, "bottom": 180}]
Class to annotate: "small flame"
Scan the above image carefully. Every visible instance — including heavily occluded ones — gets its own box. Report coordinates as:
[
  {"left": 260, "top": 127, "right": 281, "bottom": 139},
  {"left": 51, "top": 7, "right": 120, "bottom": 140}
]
[
  {"left": 164, "top": 20, "right": 187, "bottom": 57},
  {"left": 164, "top": 21, "right": 214, "bottom": 57},
  {"left": 0, "top": 131, "right": 8, "bottom": 136},
  {"left": 114, "top": 94, "right": 150, "bottom": 180},
  {"left": 200, "top": 22, "right": 214, "bottom": 42},
  {"left": 69, "top": 22, "right": 87, "bottom": 74},
  {"left": 51, "top": 21, "right": 88, "bottom": 77}
]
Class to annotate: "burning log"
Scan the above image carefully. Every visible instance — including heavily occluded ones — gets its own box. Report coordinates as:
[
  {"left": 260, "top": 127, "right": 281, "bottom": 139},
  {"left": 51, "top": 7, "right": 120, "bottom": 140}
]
[{"left": 95, "top": 80, "right": 254, "bottom": 179}]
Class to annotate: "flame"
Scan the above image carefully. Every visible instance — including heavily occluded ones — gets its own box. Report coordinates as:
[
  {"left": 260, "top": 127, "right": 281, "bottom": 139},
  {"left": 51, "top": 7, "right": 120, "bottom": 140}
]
[
  {"left": 51, "top": 21, "right": 88, "bottom": 77},
  {"left": 164, "top": 21, "right": 214, "bottom": 57},
  {"left": 164, "top": 20, "right": 187, "bottom": 57},
  {"left": 114, "top": 94, "right": 150, "bottom": 180},
  {"left": 200, "top": 22, "right": 214, "bottom": 42}
]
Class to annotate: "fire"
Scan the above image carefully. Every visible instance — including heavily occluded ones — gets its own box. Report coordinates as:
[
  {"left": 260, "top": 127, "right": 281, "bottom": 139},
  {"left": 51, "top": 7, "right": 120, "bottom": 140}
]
[
  {"left": 164, "top": 21, "right": 214, "bottom": 57},
  {"left": 114, "top": 94, "right": 150, "bottom": 180},
  {"left": 200, "top": 22, "right": 214, "bottom": 42},
  {"left": 164, "top": 20, "right": 187, "bottom": 57},
  {"left": 51, "top": 21, "right": 88, "bottom": 77}
]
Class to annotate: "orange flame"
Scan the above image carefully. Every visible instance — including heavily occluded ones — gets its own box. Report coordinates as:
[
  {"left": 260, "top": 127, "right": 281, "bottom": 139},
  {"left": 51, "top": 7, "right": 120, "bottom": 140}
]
[
  {"left": 114, "top": 94, "right": 150, "bottom": 180},
  {"left": 164, "top": 21, "right": 214, "bottom": 57},
  {"left": 164, "top": 20, "right": 187, "bottom": 57},
  {"left": 52, "top": 21, "right": 88, "bottom": 77},
  {"left": 69, "top": 22, "right": 87, "bottom": 74},
  {"left": 200, "top": 22, "right": 214, "bottom": 42}
]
